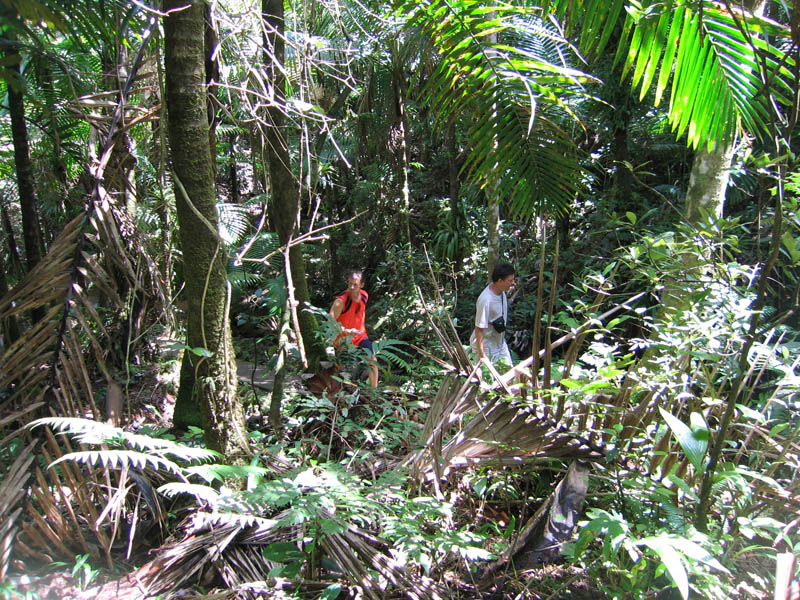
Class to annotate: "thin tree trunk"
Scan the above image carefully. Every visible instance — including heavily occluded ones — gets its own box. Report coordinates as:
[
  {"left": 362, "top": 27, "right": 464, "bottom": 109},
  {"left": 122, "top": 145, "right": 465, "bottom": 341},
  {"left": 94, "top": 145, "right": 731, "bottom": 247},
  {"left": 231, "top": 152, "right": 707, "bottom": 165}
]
[
  {"left": 268, "top": 294, "right": 292, "bottom": 430},
  {"left": 684, "top": 143, "right": 736, "bottom": 223},
  {"left": 0, "top": 251, "right": 21, "bottom": 347},
  {"left": 101, "top": 38, "right": 138, "bottom": 219},
  {"left": 693, "top": 0, "right": 768, "bottom": 532},
  {"left": 391, "top": 40, "right": 413, "bottom": 254},
  {"left": 229, "top": 133, "right": 240, "bottom": 204},
  {"left": 447, "top": 122, "right": 463, "bottom": 274},
  {"left": 37, "top": 63, "right": 69, "bottom": 219},
  {"left": 164, "top": 0, "right": 248, "bottom": 459},
  {"left": 1, "top": 200, "right": 22, "bottom": 346},
  {"left": 487, "top": 192, "right": 500, "bottom": 278},
  {"left": 149, "top": 88, "right": 172, "bottom": 292},
  {"left": 4, "top": 36, "right": 45, "bottom": 323},
  {"left": 2, "top": 205, "right": 24, "bottom": 281},
  {"left": 486, "top": 23, "right": 500, "bottom": 277},
  {"left": 262, "top": 0, "right": 325, "bottom": 371},
  {"left": 611, "top": 124, "right": 635, "bottom": 213}
]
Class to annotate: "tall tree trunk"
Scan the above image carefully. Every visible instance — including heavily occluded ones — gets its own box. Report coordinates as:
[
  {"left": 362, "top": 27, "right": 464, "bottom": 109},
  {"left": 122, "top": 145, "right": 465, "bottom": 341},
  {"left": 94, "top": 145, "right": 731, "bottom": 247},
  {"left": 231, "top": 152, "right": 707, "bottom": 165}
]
[
  {"left": 262, "top": 0, "right": 325, "bottom": 370},
  {"left": 684, "top": 142, "right": 737, "bottom": 224},
  {"left": 4, "top": 36, "right": 45, "bottom": 323},
  {"left": 0, "top": 251, "right": 21, "bottom": 347},
  {"left": 486, "top": 25, "right": 500, "bottom": 278},
  {"left": 164, "top": 0, "right": 248, "bottom": 459},
  {"left": 447, "top": 122, "right": 464, "bottom": 274},
  {"left": 229, "top": 133, "right": 240, "bottom": 204}
]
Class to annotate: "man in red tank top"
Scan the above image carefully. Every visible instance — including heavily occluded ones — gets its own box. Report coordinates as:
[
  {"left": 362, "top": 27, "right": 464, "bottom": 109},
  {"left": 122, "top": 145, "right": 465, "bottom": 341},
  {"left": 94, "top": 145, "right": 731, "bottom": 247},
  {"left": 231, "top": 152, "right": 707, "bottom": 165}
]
[{"left": 329, "top": 270, "right": 378, "bottom": 387}]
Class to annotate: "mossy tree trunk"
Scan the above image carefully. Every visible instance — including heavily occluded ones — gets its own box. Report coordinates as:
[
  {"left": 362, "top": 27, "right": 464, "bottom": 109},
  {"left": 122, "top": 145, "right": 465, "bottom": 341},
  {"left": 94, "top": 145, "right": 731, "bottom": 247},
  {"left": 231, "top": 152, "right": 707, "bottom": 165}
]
[
  {"left": 163, "top": 0, "right": 248, "bottom": 459},
  {"left": 684, "top": 143, "right": 736, "bottom": 224},
  {"left": 261, "top": 0, "right": 325, "bottom": 370}
]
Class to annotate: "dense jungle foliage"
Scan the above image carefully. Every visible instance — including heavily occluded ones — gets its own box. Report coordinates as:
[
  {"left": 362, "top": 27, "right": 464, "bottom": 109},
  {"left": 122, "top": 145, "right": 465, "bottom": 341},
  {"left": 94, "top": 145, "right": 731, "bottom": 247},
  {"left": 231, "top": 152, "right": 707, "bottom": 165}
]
[{"left": 0, "top": 0, "right": 799, "bottom": 599}]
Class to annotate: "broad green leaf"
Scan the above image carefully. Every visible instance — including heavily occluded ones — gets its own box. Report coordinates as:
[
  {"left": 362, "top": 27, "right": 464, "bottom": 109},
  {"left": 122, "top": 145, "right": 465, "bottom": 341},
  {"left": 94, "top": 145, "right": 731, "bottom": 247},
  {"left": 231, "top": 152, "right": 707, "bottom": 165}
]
[
  {"left": 263, "top": 541, "right": 306, "bottom": 563},
  {"left": 668, "top": 537, "right": 729, "bottom": 573},
  {"left": 189, "top": 346, "right": 213, "bottom": 357},
  {"left": 639, "top": 537, "right": 689, "bottom": 599},
  {"left": 321, "top": 584, "right": 342, "bottom": 600},
  {"left": 659, "top": 407, "right": 708, "bottom": 471},
  {"left": 736, "top": 404, "right": 765, "bottom": 422}
]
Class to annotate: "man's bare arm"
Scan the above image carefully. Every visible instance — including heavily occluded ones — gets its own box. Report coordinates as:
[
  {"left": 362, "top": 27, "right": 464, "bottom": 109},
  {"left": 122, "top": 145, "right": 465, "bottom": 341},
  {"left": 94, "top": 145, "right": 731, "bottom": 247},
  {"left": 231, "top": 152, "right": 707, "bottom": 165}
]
[
  {"left": 330, "top": 298, "right": 359, "bottom": 334},
  {"left": 330, "top": 298, "right": 344, "bottom": 320},
  {"left": 474, "top": 327, "right": 486, "bottom": 359}
]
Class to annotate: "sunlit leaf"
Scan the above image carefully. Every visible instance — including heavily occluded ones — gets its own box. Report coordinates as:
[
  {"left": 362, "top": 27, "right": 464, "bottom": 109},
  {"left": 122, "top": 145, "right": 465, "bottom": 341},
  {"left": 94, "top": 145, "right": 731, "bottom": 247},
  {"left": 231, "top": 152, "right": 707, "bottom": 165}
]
[{"left": 659, "top": 407, "right": 708, "bottom": 471}]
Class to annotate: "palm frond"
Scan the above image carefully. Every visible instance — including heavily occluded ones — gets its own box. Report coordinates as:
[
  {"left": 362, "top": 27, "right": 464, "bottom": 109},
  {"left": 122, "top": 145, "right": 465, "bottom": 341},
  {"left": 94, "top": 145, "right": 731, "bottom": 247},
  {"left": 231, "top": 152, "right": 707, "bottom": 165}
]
[
  {"left": 0, "top": 22, "right": 171, "bottom": 569},
  {"left": 0, "top": 438, "right": 37, "bottom": 580},
  {"left": 133, "top": 509, "right": 448, "bottom": 600},
  {"left": 49, "top": 449, "right": 185, "bottom": 475},
  {"left": 544, "top": 0, "right": 796, "bottom": 149},
  {"left": 217, "top": 202, "right": 252, "bottom": 245},
  {"left": 398, "top": 1, "right": 597, "bottom": 218}
]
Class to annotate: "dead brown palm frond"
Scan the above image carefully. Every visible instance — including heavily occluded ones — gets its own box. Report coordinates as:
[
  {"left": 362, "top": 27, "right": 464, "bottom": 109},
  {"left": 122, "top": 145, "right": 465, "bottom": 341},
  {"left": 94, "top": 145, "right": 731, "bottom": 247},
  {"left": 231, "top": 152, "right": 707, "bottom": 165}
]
[
  {"left": 0, "top": 438, "right": 37, "bottom": 580},
  {"left": 133, "top": 510, "right": 448, "bottom": 600},
  {"left": 402, "top": 288, "right": 649, "bottom": 481},
  {"left": 418, "top": 248, "right": 473, "bottom": 374},
  {"left": 419, "top": 392, "right": 604, "bottom": 478},
  {"left": 0, "top": 25, "right": 173, "bottom": 573}
]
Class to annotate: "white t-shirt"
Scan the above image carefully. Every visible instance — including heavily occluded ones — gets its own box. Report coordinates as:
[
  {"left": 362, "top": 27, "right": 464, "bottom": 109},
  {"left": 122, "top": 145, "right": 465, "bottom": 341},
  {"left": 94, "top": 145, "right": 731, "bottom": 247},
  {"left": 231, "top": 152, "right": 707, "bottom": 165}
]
[{"left": 469, "top": 284, "right": 512, "bottom": 364}]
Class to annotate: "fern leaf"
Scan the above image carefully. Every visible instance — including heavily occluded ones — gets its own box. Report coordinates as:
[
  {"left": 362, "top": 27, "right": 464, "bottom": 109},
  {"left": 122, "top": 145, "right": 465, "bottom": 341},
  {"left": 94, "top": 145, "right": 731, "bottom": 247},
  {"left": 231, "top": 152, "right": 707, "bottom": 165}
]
[
  {"left": 50, "top": 450, "right": 184, "bottom": 476},
  {"left": 185, "top": 464, "right": 271, "bottom": 484},
  {"left": 30, "top": 417, "right": 221, "bottom": 463},
  {"left": 158, "top": 483, "right": 221, "bottom": 505},
  {"left": 194, "top": 511, "right": 280, "bottom": 532}
]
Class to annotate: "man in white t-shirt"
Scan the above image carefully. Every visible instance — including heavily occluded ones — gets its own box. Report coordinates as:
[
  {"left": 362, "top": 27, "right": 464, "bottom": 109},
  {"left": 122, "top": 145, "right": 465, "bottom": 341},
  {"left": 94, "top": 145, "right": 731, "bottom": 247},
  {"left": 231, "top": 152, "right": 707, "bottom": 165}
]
[{"left": 470, "top": 262, "right": 516, "bottom": 366}]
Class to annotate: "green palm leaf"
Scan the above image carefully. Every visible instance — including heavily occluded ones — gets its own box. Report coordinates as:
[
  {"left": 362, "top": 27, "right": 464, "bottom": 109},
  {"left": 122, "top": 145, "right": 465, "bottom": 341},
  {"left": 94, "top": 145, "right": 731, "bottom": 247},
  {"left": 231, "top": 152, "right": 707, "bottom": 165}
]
[
  {"left": 545, "top": 0, "right": 795, "bottom": 149},
  {"left": 397, "top": 0, "right": 599, "bottom": 218}
]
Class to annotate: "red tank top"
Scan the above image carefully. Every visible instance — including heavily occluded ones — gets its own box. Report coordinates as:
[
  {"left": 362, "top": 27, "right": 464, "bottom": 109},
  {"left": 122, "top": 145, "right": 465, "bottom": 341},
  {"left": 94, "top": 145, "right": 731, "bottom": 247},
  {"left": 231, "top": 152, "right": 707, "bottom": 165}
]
[{"left": 335, "top": 290, "right": 368, "bottom": 346}]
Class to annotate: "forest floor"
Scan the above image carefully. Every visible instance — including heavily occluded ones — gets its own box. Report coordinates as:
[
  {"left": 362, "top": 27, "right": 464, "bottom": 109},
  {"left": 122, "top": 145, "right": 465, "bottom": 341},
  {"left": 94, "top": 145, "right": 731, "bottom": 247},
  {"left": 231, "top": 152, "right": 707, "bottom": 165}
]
[{"left": 12, "top": 358, "right": 607, "bottom": 600}]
